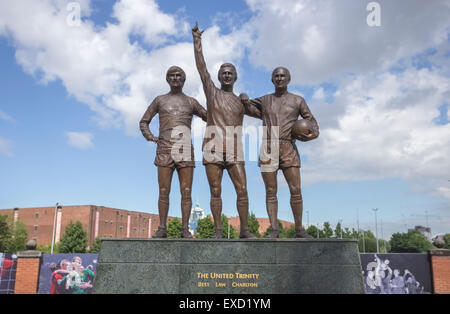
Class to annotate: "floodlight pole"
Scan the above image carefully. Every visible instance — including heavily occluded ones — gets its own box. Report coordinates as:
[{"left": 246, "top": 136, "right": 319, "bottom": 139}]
[
  {"left": 372, "top": 208, "right": 379, "bottom": 254},
  {"left": 51, "top": 203, "right": 59, "bottom": 254}
]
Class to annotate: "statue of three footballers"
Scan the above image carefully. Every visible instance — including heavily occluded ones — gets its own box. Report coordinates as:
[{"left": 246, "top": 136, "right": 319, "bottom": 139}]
[{"left": 140, "top": 23, "right": 319, "bottom": 239}]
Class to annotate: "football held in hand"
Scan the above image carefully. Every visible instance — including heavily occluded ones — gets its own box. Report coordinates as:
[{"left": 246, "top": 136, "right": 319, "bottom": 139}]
[{"left": 292, "top": 119, "right": 314, "bottom": 141}]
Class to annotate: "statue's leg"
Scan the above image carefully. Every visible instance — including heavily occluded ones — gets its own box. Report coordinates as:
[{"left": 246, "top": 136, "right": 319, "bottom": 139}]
[
  {"left": 177, "top": 166, "right": 194, "bottom": 238},
  {"left": 206, "top": 164, "right": 224, "bottom": 238},
  {"left": 155, "top": 166, "right": 174, "bottom": 237},
  {"left": 282, "top": 167, "right": 312, "bottom": 238},
  {"left": 228, "top": 164, "right": 254, "bottom": 238},
  {"left": 261, "top": 170, "right": 279, "bottom": 238}
]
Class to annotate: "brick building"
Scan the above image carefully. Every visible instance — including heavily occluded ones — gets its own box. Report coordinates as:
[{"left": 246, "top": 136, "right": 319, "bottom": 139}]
[
  {"left": 0, "top": 205, "right": 163, "bottom": 247},
  {"left": 0, "top": 205, "right": 294, "bottom": 247},
  {"left": 228, "top": 216, "right": 294, "bottom": 236}
]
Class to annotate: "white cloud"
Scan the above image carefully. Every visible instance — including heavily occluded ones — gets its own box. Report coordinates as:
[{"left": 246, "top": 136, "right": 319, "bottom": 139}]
[
  {"left": 1, "top": 0, "right": 449, "bottom": 202},
  {"left": 312, "top": 87, "right": 325, "bottom": 101},
  {"left": 0, "top": 0, "right": 248, "bottom": 136},
  {"left": 111, "top": 0, "right": 187, "bottom": 46},
  {"left": 0, "top": 137, "right": 13, "bottom": 156},
  {"left": 65, "top": 132, "right": 94, "bottom": 150},
  {"left": 0, "top": 109, "right": 13, "bottom": 121},
  {"left": 300, "top": 66, "right": 450, "bottom": 198},
  {"left": 243, "top": 0, "right": 450, "bottom": 85}
]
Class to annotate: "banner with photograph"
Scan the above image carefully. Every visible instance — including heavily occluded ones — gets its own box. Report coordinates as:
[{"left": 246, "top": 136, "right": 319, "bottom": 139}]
[
  {"left": 38, "top": 254, "right": 98, "bottom": 294},
  {"left": 360, "top": 253, "right": 432, "bottom": 294},
  {"left": 0, "top": 253, "right": 17, "bottom": 294}
]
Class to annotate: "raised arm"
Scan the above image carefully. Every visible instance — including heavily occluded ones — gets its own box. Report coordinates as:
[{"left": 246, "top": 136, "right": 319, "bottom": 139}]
[
  {"left": 240, "top": 93, "right": 262, "bottom": 119},
  {"left": 139, "top": 98, "right": 159, "bottom": 143},
  {"left": 192, "top": 22, "right": 215, "bottom": 96}
]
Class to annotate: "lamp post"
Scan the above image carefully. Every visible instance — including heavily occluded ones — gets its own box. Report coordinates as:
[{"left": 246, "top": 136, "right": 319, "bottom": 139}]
[
  {"left": 51, "top": 203, "right": 61, "bottom": 254},
  {"left": 357, "top": 209, "right": 365, "bottom": 253},
  {"left": 362, "top": 229, "right": 366, "bottom": 253},
  {"left": 372, "top": 208, "right": 379, "bottom": 254}
]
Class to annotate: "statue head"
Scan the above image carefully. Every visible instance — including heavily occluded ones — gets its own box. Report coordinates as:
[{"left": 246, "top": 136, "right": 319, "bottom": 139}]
[
  {"left": 272, "top": 67, "right": 291, "bottom": 89},
  {"left": 166, "top": 66, "right": 186, "bottom": 89},
  {"left": 218, "top": 63, "right": 237, "bottom": 88}
]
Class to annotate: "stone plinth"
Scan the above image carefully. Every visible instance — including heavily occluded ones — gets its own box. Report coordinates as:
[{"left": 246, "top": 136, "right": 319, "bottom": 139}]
[{"left": 92, "top": 238, "right": 364, "bottom": 294}]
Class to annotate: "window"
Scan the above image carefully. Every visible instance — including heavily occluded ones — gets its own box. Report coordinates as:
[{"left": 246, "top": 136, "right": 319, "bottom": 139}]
[
  {"left": 34, "top": 225, "right": 38, "bottom": 231},
  {"left": 35, "top": 213, "right": 39, "bottom": 219},
  {"left": 120, "top": 226, "right": 123, "bottom": 234}
]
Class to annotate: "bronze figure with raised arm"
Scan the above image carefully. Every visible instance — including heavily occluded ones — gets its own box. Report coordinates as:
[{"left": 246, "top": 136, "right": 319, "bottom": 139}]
[
  {"left": 192, "top": 22, "right": 255, "bottom": 239},
  {"left": 240, "top": 67, "right": 319, "bottom": 238},
  {"left": 140, "top": 66, "right": 207, "bottom": 238}
]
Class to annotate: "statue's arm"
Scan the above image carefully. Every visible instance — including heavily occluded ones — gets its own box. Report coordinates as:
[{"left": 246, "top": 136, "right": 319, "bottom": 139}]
[
  {"left": 192, "top": 23, "right": 215, "bottom": 98},
  {"left": 139, "top": 98, "right": 159, "bottom": 143},
  {"left": 241, "top": 93, "right": 262, "bottom": 119},
  {"left": 192, "top": 98, "right": 208, "bottom": 122},
  {"left": 299, "top": 98, "right": 319, "bottom": 140}
]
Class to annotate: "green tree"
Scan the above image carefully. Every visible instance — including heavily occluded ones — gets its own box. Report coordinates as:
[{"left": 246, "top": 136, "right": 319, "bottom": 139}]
[
  {"left": 248, "top": 212, "right": 261, "bottom": 238},
  {"left": 0, "top": 215, "right": 12, "bottom": 252},
  {"left": 444, "top": 234, "right": 450, "bottom": 249},
  {"left": 322, "top": 222, "right": 334, "bottom": 238},
  {"left": 349, "top": 228, "right": 360, "bottom": 239},
  {"left": 334, "top": 222, "right": 343, "bottom": 238},
  {"left": 195, "top": 216, "right": 215, "bottom": 238},
  {"left": 0, "top": 216, "right": 29, "bottom": 253},
  {"left": 342, "top": 227, "right": 356, "bottom": 239},
  {"left": 58, "top": 220, "right": 88, "bottom": 253},
  {"left": 379, "top": 239, "right": 391, "bottom": 253},
  {"left": 167, "top": 218, "right": 182, "bottom": 238},
  {"left": 89, "top": 237, "right": 102, "bottom": 253},
  {"left": 221, "top": 215, "right": 238, "bottom": 239},
  {"left": 264, "top": 220, "right": 284, "bottom": 237},
  {"left": 365, "top": 230, "right": 376, "bottom": 239},
  {"left": 36, "top": 243, "right": 54, "bottom": 254},
  {"left": 357, "top": 230, "right": 381, "bottom": 253},
  {"left": 10, "top": 221, "right": 28, "bottom": 252},
  {"left": 390, "top": 230, "right": 434, "bottom": 253},
  {"left": 306, "top": 225, "right": 320, "bottom": 238},
  {"left": 360, "top": 237, "right": 379, "bottom": 253},
  {"left": 281, "top": 224, "right": 295, "bottom": 238}
]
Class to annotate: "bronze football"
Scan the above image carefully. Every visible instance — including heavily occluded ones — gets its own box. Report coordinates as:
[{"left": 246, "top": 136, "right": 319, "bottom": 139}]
[{"left": 292, "top": 119, "right": 314, "bottom": 140}]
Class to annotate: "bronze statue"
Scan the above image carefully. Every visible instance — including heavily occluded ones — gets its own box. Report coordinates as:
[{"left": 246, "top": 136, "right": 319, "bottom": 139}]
[
  {"left": 140, "top": 66, "right": 207, "bottom": 238},
  {"left": 241, "top": 67, "right": 319, "bottom": 238},
  {"left": 192, "top": 23, "right": 255, "bottom": 239}
]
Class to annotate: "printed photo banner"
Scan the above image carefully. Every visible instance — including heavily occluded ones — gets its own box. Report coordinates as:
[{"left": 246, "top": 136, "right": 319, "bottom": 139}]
[
  {"left": 38, "top": 253, "right": 98, "bottom": 294},
  {"left": 360, "top": 253, "right": 432, "bottom": 294},
  {"left": 0, "top": 253, "right": 17, "bottom": 294}
]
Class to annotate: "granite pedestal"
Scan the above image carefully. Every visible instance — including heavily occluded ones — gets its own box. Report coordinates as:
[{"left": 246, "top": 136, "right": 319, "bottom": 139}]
[{"left": 92, "top": 238, "right": 365, "bottom": 294}]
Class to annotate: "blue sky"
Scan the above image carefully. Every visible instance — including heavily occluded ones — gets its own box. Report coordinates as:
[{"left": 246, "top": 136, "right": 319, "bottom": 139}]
[{"left": 0, "top": 0, "right": 449, "bottom": 240}]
